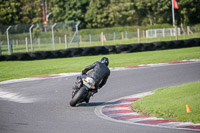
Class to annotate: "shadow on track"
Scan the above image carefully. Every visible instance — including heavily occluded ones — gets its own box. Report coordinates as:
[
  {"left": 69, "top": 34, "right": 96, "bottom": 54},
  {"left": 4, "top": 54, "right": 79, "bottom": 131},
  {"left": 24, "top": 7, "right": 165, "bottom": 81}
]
[
  {"left": 78, "top": 101, "right": 121, "bottom": 107},
  {"left": 78, "top": 102, "right": 104, "bottom": 107}
]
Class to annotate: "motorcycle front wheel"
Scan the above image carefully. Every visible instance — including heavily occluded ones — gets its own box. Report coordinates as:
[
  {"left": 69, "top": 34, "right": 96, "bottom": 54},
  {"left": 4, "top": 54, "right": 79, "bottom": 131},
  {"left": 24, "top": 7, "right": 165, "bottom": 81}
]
[{"left": 70, "top": 87, "right": 87, "bottom": 107}]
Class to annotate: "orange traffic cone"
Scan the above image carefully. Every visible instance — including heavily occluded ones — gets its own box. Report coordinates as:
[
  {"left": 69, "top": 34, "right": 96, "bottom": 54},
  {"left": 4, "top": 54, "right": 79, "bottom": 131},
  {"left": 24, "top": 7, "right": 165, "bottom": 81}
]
[{"left": 186, "top": 104, "right": 191, "bottom": 113}]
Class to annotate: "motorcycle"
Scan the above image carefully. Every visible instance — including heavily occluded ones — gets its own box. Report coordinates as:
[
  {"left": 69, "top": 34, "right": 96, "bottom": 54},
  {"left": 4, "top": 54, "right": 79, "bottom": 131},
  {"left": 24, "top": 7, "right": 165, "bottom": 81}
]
[{"left": 70, "top": 75, "right": 96, "bottom": 107}]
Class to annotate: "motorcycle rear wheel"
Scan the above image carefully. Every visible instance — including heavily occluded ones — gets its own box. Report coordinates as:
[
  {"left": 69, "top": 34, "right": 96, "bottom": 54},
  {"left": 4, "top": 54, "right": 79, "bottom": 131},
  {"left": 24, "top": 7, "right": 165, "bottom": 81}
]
[{"left": 70, "top": 87, "right": 87, "bottom": 107}]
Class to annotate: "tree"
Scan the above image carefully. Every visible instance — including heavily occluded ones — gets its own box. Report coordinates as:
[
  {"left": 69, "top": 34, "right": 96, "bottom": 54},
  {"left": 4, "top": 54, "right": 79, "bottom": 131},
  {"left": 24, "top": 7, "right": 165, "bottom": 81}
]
[
  {"left": 64, "top": 0, "right": 89, "bottom": 28},
  {"left": 106, "top": 0, "right": 137, "bottom": 26},
  {"left": 0, "top": 0, "right": 22, "bottom": 25},
  {"left": 20, "top": 0, "right": 44, "bottom": 24},
  {"left": 178, "top": 0, "right": 200, "bottom": 26},
  {"left": 0, "top": 0, "right": 200, "bottom": 30},
  {"left": 51, "top": 0, "right": 66, "bottom": 22},
  {"left": 135, "top": 0, "right": 171, "bottom": 26},
  {"left": 85, "top": 0, "right": 110, "bottom": 28}
]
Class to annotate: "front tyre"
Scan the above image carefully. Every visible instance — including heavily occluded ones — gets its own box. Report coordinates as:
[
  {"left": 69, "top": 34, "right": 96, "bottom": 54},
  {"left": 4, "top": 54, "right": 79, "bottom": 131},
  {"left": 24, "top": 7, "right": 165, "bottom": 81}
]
[{"left": 70, "top": 87, "right": 87, "bottom": 107}]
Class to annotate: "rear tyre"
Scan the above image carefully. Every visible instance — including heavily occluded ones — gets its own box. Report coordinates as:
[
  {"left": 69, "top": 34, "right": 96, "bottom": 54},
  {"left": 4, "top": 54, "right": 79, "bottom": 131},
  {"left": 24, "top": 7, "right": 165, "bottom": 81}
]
[{"left": 70, "top": 87, "right": 87, "bottom": 107}]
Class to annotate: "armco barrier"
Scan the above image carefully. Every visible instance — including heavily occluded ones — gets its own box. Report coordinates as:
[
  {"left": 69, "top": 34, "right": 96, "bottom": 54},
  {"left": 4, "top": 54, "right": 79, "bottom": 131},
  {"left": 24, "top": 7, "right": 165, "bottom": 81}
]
[
  {"left": 6, "top": 54, "right": 17, "bottom": 60},
  {"left": 30, "top": 51, "right": 42, "bottom": 60},
  {"left": 173, "top": 40, "right": 185, "bottom": 48},
  {"left": 194, "top": 38, "right": 200, "bottom": 45},
  {"left": 60, "top": 49, "right": 72, "bottom": 57},
  {"left": 165, "top": 41, "right": 175, "bottom": 49},
  {"left": 152, "top": 41, "right": 167, "bottom": 50},
  {"left": 0, "top": 38, "right": 199, "bottom": 61},
  {"left": 14, "top": 53, "right": 28, "bottom": 60},
  {"left": 94, "top": 46, "right": 109, "bottom": 55},
  {"left": 142, "top": 43, "right": 155, "bottom": 51},
  {"left": 130, "top": 43, "right": 144, "bottom": 52},
  {"left": 105, "top": 45, "right": 116, "bottom": 54},
  {"left": 115, "top": 44, "right": 132, "bottom": 53},
  {"left": 82, "top": 47, "right": 97, "bottom": 56}
]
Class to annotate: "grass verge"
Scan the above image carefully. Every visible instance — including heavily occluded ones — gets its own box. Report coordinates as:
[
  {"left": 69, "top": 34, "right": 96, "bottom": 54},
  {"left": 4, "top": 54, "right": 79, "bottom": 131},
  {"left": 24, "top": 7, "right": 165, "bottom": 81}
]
[
  {"left": 0, "top": 47, "right": 200, "bottom": 81},
  {"left": 132, "top": 81, "right": 200, "bottom": 123}
]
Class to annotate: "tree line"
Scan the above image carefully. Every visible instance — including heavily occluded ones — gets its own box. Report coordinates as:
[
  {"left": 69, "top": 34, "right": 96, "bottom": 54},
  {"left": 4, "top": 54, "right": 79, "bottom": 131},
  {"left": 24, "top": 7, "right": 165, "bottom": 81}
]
[{"left": 0, "top": 0, "right": 200, "bottom": 29}]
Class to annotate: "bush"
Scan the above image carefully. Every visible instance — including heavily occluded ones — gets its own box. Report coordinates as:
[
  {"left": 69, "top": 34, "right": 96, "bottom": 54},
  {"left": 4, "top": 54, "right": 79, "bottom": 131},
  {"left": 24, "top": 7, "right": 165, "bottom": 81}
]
[
  {"left": 193, "top": 24, "right": 200, "bottom": 32},
  {"left": 146, "top": 24, "right": 173, "bottom": 30},
  {"left": 79, "top": 25, "right": 145, "bottom": 35}
]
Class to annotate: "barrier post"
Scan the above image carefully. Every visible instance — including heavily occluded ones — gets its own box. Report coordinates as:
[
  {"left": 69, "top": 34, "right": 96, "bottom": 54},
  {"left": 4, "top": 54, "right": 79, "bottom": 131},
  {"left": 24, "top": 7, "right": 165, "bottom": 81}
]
[
  {"left": 29, "top": 24, "right": 34, "bottom": 51},
  {"left": 25, "top": 37, "right": 29, "bottom": 52},
  {"left": 187, "top": 26, "right": 190, "bottom": 35},
  {"left": 6, "top": 26, "right": 12, "bottom": 55},
  {"left": 16, "top": 40, "right": 19, "bottom": 48},
  {"left": 89, "top": 34, "right": 91, "bottom": 44},
  {"left": 162, "top": 29, "right": 165, "bottom": 37},
  {"left": 121, "top": 32, "right": 124, "bottom": 40},
  {"left": 101, "top": 32, "right": 104, "bottom": 46},
  {"left": 76, "top": 22, "right": 80, "bottom": 48}
]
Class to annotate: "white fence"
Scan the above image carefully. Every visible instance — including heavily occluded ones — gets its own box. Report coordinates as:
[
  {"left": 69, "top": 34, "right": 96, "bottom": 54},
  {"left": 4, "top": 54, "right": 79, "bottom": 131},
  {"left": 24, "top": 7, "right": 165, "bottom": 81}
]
[{"left": 146, "top": 28, "right": 181, "bottom": 38}]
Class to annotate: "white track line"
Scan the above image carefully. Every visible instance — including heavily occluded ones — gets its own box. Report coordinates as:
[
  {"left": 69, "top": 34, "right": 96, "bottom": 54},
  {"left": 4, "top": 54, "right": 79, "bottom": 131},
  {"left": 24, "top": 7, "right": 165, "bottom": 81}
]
[{"left": 0, "top": 89, "right": 36, "bottom": 103}]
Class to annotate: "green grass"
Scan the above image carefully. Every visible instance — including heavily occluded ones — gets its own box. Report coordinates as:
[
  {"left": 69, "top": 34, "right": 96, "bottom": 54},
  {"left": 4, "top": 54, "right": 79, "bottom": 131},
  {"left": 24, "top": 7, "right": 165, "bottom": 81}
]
[
  {"left": 132, "top": 81, "right": 200, "bottom": 123},
  {"left": 0, "top": 47, "right": 200, "bottom": 81}
]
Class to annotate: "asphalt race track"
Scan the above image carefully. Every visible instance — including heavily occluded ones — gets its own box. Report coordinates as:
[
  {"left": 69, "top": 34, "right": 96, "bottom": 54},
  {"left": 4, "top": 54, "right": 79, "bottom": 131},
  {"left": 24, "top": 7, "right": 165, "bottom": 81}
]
[{"left": 0, "top": 62, "right": 200, "bottom": 133}]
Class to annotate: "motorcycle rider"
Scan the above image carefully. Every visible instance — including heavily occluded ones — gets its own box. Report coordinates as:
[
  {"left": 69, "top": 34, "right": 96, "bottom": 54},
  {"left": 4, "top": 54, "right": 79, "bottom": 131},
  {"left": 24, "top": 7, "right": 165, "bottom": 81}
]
[{"left": 73, "top": 57, "right": 110, "bottom": 103}]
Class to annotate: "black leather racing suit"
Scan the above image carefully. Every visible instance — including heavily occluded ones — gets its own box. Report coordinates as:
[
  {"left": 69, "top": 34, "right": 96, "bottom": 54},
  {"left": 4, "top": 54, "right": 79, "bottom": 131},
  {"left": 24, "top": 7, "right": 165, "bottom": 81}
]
[{"left": 82, "top": 61, "right": 110, "bottom": 89}]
